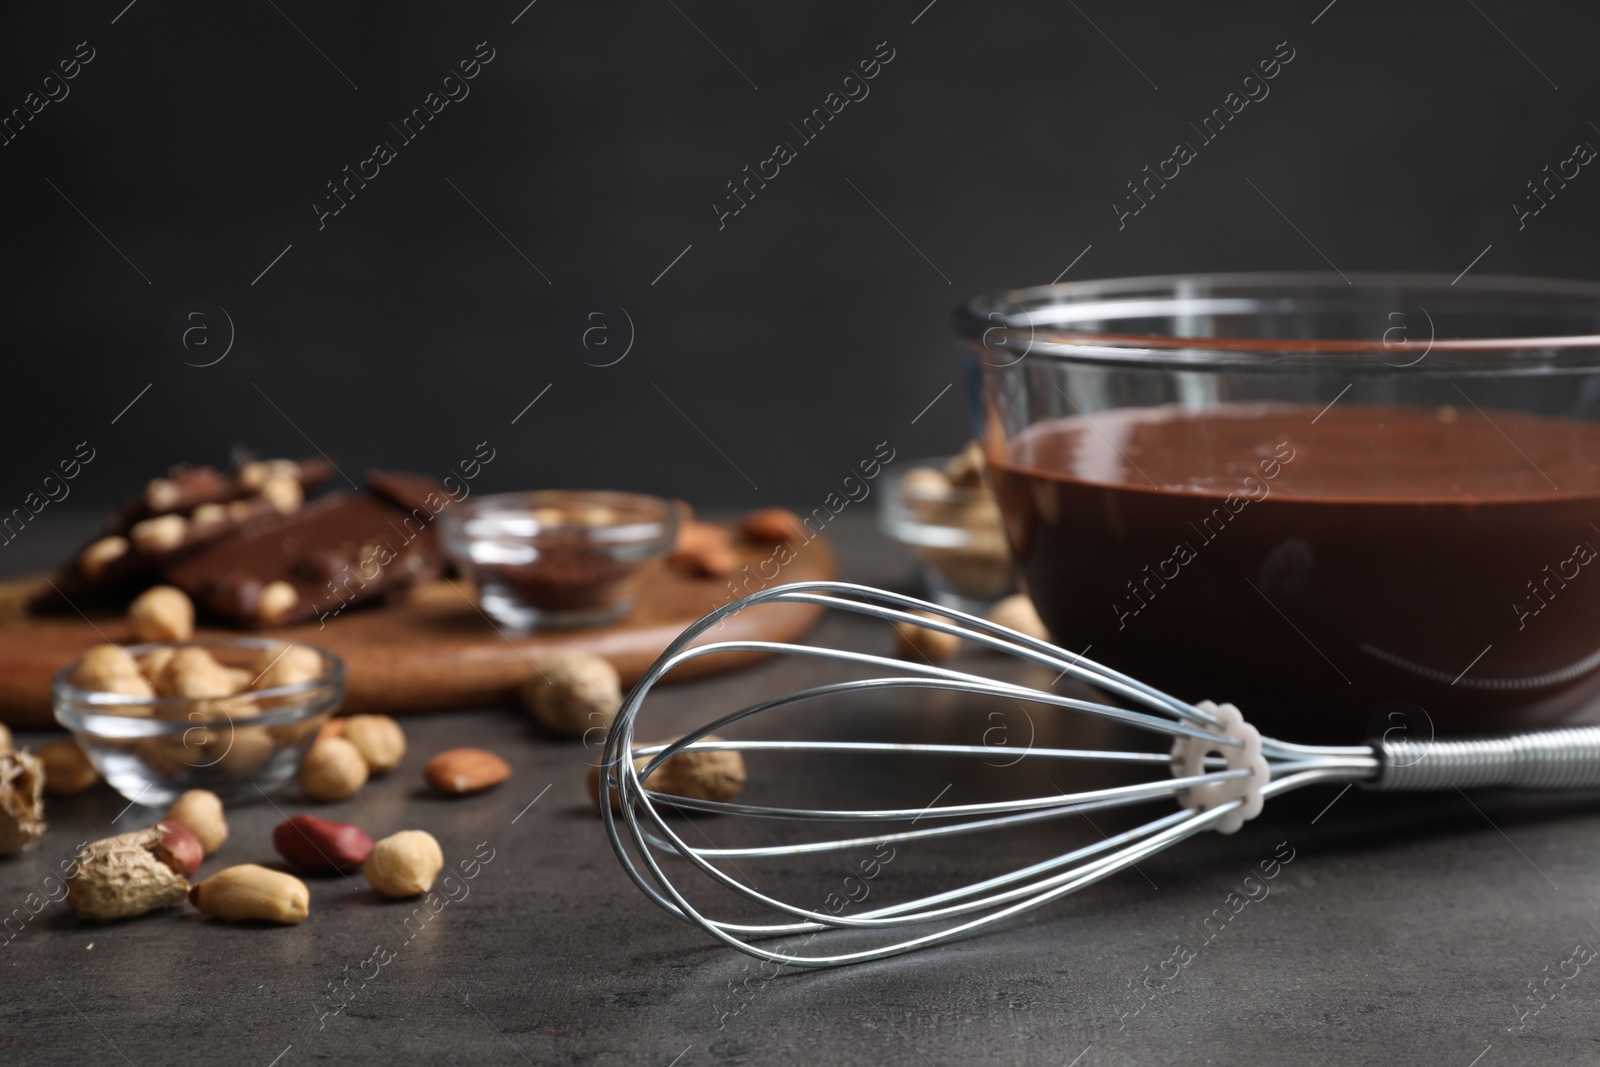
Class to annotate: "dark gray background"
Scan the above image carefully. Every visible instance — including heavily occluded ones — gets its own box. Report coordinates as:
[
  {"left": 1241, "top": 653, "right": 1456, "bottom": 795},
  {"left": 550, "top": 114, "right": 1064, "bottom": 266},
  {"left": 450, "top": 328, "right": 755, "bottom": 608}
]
[{"left": 2, "top": 0, "right": 1596, "bottom": 518}]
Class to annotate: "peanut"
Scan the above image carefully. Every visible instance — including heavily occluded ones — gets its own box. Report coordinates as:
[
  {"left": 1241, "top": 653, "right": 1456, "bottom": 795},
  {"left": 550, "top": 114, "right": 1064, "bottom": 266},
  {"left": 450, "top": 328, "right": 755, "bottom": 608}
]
[
  {"left": 364, "top": 830, "right": 443, "bottom": 898},
  {"left": 0, "top": 750, "right": 46, "bottom": 854},
  {"left": 272, "top": 814, "right": 373, "bottom": 873},
  {"left": 342, "top": 715, "right": 406, "bottom": 774},
  {"left": 256, "top": 581, "right": 299, "bottom": 625},
  {"left": 190, "top": 502, "right": 228, "bottom": 527},
  {"left": 145, "top": 477, "right": 182, "bottom": 510},
  {"left": 165, "top": 789, "right": 227, "bottom": 856},
  {"left": 0, "top": 723, "right": 11, "bottom": 754},
  {"left": 253, "top": 644, "right": 324, "bottom": 689},
  {"left": 300, "top": 737, "right": 368, "bottom": 801},
  {"left": 522, "top": 653, "right": 622, "bottom": 738},
  {"left": 157, "top": 647, "right": 238, "bottom": 700},
  {"left": 139, "top": 647, "right": 176, "bottom": 682},
  {"left": 153, "top": 821, "right": 203, "bottom": 878},
  {"left": 944, "top": 440, "right": 987, "bottom": 488},
  {"left": 260, "top": 475, "right": 303, "bottom": 515},
  {"left": 237, "top": 461, "right": 269, "bottom": 491},
  {"left": 130, "top": 514, "right": 188, "bottom": 553},
  {"left": 66, "top": 826, "right": 190, "bottom": 920},
  {"left": 38, "top": 739, "right": 98, "bottom": 795},
  {"left": 189, "top": 864, "right": 309, "bottom": 924},
  {"left": 591, "top": 734, "right": 746, "bottom": 813},
  {"left": 986, "top": 593, "right": 1050, "bottom": 642},
  {"left": 127, "top": 585, "right": 195, "bottom": 643},
  {"left": 423, "top": 748, "right": 510, "bottom": 796},
  {"left": 901, "top": 466, "right": 952, "bottom": 495},
  {"left": 215, "top": 725, "right": 275, "bottom": 775},
  {"left": 73, "top": 644, "right": 152, "bottom": 695},
  {"left": 892, "top": 610, "right": 961, "bottom": 662},
  {"left": 78, "top": 535, "right": 129, "bottom": 577}
]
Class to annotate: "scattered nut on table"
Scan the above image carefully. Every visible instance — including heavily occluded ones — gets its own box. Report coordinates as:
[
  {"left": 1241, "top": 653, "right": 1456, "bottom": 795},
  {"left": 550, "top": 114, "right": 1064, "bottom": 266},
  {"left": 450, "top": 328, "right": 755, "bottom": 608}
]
[
  {"left": 127, "top": 585, "right": 195, "bottom": 643},
  {"left": 365, "top": 830, "right": 444, "bottom": 898},
  {"left": 424, "top": 748, "right": 511, "bottom": 795},
  {"left": 65, "top": 826, "right": 191, "bottom": 920},
  {"left": 590, "top": 735, "right": 746, "bottom": 813},
  {"left": 38, "top": 739, "right": 98, "bottom": 796},
  {"left": 522, "top": 653, "right": 622, "bottom": 738},
  {"left": 300, "top": 737, "right": 369, "bottom": 801},
  {"left": 342, "top": 715, "right": 406, "bottom": 774},
  {"left": 0, "top": 723, "right": 12, "bottom": 754},
  {"left": 0, "top": 750, "right": 46, "bottom": 853},
  {"left": 165, "top": 789, "right": 227, "bottom": 856},
  {"left": 986, "top": 593, "right": 1050, "bottom": 642},
  {"left": 892, "top": 610, "right": 961, "bottom": 662},
  {"left": 189, "top": 864, "right": 309, "bottom": 924},
  {"left": 273, "top": 814, "right": 374, "bottom": 873}
]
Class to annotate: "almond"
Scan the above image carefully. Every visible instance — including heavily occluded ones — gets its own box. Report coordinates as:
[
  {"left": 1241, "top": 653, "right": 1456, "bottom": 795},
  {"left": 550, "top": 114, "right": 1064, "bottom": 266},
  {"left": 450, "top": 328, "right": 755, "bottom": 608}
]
[
  {"left": 424, "top": 748, "right": 511, "bottom": 795},
  {"left": 738, "top": 507, "right": 804, "bottom": 543},
  {"left": 668, "top": 521, "right": 739, "bottom": 577},
  {"left": 272, "top": 814, "right": 374, "bottom": 873}
]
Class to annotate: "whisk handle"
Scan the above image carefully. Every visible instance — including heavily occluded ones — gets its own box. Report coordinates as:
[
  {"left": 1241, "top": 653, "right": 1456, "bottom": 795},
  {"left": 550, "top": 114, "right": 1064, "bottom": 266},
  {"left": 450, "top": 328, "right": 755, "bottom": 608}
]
[{"left": 1371, "top": 724, "right": 1600, "bottom": 792}]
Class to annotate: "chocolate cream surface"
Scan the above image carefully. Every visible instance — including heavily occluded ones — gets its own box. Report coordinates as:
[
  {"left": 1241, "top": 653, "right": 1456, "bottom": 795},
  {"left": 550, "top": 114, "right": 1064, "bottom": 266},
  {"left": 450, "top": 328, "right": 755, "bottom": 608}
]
[{"left": 987, "top": 402, "right": 1600, "bottom": 738}]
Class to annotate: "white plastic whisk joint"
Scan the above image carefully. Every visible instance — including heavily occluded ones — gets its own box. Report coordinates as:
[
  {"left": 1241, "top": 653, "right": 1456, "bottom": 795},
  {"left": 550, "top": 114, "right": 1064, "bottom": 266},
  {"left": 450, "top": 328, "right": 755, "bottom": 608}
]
[{"left": 1168, "top": 701, "right": 1268, "bottom": 834}]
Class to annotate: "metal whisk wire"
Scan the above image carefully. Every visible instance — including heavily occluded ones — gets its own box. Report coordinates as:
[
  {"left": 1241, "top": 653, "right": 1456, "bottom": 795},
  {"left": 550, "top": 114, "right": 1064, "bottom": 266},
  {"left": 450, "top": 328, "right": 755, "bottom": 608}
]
[{"left": 602, "top": 581, "right": 1600, "bottom": 967}]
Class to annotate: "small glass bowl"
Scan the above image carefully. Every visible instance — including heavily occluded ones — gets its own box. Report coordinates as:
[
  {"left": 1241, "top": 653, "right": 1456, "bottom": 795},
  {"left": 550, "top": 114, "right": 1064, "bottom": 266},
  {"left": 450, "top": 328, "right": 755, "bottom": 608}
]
[
  {"left": 879, "top": 458, "right": 1016, "bottom": 613},
  {"left": 438, "top": 490, "right": 678, "bottom": 632},
  {"left": 53, "top": 638, "right": 343, "bottom": 807}
]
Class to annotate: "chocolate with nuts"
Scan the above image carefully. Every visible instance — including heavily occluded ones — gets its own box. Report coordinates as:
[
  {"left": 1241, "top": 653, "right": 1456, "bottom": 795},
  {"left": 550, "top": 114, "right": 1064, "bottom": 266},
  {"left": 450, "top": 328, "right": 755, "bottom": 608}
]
[{"left": 163, "top": 492, "right": 445, "bottom": 627}]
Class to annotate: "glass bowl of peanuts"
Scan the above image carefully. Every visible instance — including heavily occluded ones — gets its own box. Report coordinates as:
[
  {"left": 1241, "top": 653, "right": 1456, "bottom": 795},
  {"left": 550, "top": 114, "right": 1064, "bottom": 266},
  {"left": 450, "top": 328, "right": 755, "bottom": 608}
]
[
  {"left": 52, "top": 638, "right": 344, "bottom": 806},
  {"left": 439, "top": 489, "right": 679, "bottom": 632},
  {"left": 878, "top": 444, "right": 1017, "bottom": 614}
]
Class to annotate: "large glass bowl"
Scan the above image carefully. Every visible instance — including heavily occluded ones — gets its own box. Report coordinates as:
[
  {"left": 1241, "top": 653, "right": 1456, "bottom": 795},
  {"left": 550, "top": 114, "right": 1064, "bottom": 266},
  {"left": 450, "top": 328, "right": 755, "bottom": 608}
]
[{"left": 957, "top": 272, "right": 1600, "bottom": 740}]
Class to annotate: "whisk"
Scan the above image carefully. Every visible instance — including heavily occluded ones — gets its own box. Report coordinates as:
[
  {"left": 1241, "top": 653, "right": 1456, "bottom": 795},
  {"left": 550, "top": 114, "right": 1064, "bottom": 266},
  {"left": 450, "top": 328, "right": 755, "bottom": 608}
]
[{"left": 602, "top": 581, "right": 1600, "bottom": 967}]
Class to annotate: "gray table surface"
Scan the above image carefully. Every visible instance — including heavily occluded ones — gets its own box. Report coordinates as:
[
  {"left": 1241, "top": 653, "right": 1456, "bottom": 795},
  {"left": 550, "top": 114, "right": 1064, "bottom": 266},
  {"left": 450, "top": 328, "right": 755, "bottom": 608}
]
[{"left": 2, "top": 512, "right": 1596, "bottom": 1066}]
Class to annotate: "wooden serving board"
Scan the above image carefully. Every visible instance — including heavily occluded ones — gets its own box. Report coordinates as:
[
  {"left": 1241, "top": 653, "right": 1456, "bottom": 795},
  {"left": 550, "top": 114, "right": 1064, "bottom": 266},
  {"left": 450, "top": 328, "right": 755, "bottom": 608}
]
[{"left": 0, "top": 536, "right": 835, "bottom": 728}]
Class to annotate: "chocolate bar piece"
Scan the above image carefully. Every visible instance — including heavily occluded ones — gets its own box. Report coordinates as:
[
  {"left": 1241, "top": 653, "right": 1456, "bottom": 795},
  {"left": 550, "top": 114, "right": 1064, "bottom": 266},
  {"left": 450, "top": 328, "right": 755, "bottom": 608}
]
[
  {"left": 365, "top": 469, "right": 451, "bottom": 516},
  {"left": 162, "top": 492, "right": 445, "bottom": 627}
]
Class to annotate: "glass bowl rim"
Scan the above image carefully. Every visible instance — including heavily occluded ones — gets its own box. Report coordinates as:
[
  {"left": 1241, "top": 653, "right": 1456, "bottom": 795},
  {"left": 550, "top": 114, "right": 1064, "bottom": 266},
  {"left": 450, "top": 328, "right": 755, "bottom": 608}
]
[
  {"left": 955, "top": 271, "right": 1600, "bottom": 368},
  {"left": 438, "top": 489, "right": 679, "bottom": 543}
]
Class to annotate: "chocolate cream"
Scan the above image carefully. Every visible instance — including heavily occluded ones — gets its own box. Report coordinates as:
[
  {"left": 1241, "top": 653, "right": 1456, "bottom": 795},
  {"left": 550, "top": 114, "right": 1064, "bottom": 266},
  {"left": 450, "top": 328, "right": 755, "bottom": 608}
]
[{"left": 987, "top": 402, "right": 1600, "bottom": 738}]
